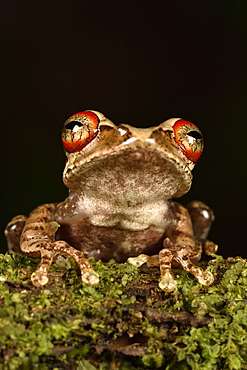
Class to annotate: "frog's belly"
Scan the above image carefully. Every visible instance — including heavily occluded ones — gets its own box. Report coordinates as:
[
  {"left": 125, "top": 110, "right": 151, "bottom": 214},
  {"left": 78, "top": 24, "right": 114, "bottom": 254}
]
[{"left": 56, "top": 221, "right": 165, "bottom": 262}]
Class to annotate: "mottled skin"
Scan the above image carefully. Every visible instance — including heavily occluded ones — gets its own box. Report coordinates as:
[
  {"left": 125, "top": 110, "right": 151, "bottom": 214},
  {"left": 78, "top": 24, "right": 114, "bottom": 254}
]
[{"left": 5, "top": 110, "right": 217, "bottom": 291}]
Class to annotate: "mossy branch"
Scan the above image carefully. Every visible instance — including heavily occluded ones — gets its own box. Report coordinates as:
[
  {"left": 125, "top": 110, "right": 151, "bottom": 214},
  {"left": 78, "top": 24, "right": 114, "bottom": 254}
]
[{"left": 0, "top": 253, "right": 247, "bottom": 369}]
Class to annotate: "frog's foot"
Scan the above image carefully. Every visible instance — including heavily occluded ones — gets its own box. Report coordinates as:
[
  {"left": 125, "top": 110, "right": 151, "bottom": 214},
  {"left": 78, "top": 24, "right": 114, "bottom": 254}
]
[
  {"left": 127, "top": 254, "right": 149, "bottom": 267},
  {"left": 127, "top": 252, "right": 178, "bottom": 291},
  {"left": 26, "top": 240, "right": 99, "bottom": 287},
  {"left": 81, "top": 269, "right": 100, "bottom": 285},
  {"left": 159, "top": 272, "right": 177, "bottom": 292},
  {"left": 202, "top": 239, "right": 218, "bottom": 255},
  {"left": 54, "top": 240, "right": 99, "bottom": 286},
  {"left": 30, "top": 246, "right": 55, "bottom": 287},
  {"left": 173, "top": 247, "right": 214, "bottom": 286},
  {"left": 159, "top": 243, "right": 214, "bottom": 291},
  {"left": 159, "top": 249, "right": 177, "bottom": 292},
  {"left": 186, "top": 265, "right": 214, "bottom": 285},
  {"left": 127, "top": 254, "right": 159, "bottom": 267},
  {"left": 31, "top": 265, "right": 50, "bottom": 287}
]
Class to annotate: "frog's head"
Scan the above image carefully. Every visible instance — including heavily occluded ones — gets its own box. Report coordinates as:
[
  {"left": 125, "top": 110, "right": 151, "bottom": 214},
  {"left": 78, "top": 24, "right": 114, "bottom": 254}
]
[{"left": 61, "top": 111, "right": 204, "bottom": 201}]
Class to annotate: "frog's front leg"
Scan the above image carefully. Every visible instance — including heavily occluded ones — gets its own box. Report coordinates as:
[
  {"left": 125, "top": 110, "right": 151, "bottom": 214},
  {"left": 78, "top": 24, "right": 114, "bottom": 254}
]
[
  {"left": 158, "top": 202, "right": 214, "bottom": 291},
  {"left": 20, "top": 204, "right": 99, "bottom": 287},
  {"left": 128, "top": 202, "right": 214, "bottom": 292}
]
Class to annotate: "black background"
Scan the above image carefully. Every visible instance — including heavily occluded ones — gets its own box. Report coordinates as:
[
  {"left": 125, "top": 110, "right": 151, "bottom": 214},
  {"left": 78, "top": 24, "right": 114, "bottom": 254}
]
[{"left": 1, "top": 1, "right": 247, "bottom": 257}]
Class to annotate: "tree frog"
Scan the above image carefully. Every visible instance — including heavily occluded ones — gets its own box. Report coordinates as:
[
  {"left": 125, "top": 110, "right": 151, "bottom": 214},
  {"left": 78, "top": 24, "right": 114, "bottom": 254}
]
[{"left": 5, "top": 110, "right": 217, "bottom": 291}]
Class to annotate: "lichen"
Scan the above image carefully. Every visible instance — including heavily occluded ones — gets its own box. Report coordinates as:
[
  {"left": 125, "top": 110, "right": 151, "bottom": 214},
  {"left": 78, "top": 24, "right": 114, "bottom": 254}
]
[{"left": 0, "top": 252, "right": 247, "bottom": 369}]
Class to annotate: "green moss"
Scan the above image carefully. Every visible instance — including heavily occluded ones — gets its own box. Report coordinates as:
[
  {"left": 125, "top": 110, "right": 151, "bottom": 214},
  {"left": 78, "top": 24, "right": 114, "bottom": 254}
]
[{"left": 0, "top": 253, "right": 247, "bottom": 369}]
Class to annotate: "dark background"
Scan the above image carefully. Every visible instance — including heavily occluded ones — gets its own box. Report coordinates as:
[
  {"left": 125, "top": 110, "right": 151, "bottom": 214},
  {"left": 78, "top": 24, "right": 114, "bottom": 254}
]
[{"left": 1, "top": 1, "right": 247, "bottom": 257}]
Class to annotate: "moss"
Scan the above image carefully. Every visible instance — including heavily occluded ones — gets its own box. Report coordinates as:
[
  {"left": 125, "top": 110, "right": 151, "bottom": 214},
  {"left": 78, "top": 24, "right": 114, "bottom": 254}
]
[{"left": 0, "top": 253, "right": 247, "bottom": 369}]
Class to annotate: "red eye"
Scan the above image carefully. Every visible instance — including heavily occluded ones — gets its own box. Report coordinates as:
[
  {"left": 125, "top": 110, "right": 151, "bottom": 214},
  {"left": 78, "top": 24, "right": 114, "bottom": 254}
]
[
  {"left": 173, "top": 119, "right": 204, "bottom": 163},
  {"left": 62, "top": 111, "right": 99, "bottom": 153}
]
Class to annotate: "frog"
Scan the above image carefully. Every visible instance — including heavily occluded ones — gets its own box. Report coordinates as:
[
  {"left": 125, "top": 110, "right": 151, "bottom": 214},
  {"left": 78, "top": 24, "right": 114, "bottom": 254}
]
[{"left": 5, "top": 110, "right": 217, "bottom": 291}]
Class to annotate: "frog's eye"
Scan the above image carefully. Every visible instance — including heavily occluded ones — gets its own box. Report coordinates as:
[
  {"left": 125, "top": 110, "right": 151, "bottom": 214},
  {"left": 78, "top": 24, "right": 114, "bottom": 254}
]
[
  {"left": 62, "top": 111, "right": 100, "bottom": 153},
  {"left": 173, "top": 119, "right": 204, "bottom": 162}
]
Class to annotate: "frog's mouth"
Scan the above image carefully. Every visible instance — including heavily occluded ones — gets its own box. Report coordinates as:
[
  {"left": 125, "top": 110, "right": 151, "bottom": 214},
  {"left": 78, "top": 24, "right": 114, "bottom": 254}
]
[{"left": 63, "top": 143, "right": 193, "bottom": 201}]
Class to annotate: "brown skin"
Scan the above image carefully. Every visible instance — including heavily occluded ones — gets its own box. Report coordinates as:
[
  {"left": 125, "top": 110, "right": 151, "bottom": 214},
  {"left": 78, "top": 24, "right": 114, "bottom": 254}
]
[{"left": 5, "top": 111, "right": 217, "bottom": 291}]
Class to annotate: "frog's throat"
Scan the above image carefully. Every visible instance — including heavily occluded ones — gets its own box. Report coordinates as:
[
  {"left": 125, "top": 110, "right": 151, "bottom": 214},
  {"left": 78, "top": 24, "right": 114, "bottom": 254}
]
[{"left": 63, "top": 148, "right": 192, "bottom": 199}]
